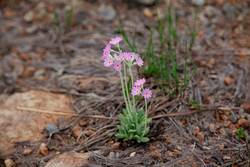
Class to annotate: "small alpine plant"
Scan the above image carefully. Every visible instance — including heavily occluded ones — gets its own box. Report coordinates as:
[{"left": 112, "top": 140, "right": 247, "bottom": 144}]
[{"left": 102, "top": 37, "right": 152, "bottom": 143}]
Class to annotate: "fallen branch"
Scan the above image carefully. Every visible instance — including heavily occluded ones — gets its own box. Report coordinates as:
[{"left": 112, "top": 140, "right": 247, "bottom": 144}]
[{"left": 17, "top": 106, "right": 119, "bottom": 120}]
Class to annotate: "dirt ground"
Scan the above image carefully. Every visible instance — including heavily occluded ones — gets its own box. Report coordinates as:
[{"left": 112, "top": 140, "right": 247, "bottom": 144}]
[{"left": 0, "top": 0, "right": 250, "bottom": 166}]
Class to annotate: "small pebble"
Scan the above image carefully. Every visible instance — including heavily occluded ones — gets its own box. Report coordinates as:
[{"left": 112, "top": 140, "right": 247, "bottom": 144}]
[
  {"left": 108, "top": 152, "right": 115, "bottom": 158},
  {"left": 240, "top": 113, "right": 248, "bottom": 119},
  {"left": 219, "top": 128, "right": 227, "bottom": 136},
  {"left": 39, "top": 160, "right": 46, "bottom": 167},
  {"left": 111, "top": 142, "right": 121, "bottom": 148},
  {"left": 229, "top": 124, "right": 237, "bottom": 134},
  {"left": 224, "top": 77, "right": 233, "bottom": 85},
  {"left": 239, "top": 108, "right": 245, "bottom": 115},
  {"left": 130, "top": 152, "right": 136, "bottom": 157},
  {"left": 209, "top": 124, "right": 217, "bottom": 133},
  {"left": 194, "top": 127, "right": 200, "bottom": 136},
  {"left": 23, "top": 149, "right": 33, "bottom": 156},
  {"left": 197, "top": 132, "right": 205, "bottom": 141},
  {"left": 85, "top": 129, "right": 95, "bottom": 136},
  {"left": 218, "top": 144, "right": 224, "bottom": 150},
  {"left": 241, "top": 104, "right": 250, "bottom": 113},
  {"left": 144, "top": 159, "right": 155, "bottom": 167},
  {"left": 23, "top": 11, "right": 35, "bottom": 22},
  {"left": 39, "top": 143, "right": 48, "bottom": 156},
  {"left": 222, "top": 120, "right": 231, "bottom": 127},
  {"left": 71, "top": 126, "right": 83, "bottom": 137},
  {"left": 45, "top": 124, "right": 59, "bottom": 135},
  {"left": 238, "top": 118, "right": 249, "bottom": 128},
  {"left": 202, "top": 142, "right": 208, "bottom": 146},
  {"left": 151, "top": 150, "right": 163, "bottom": 162},
  {"left": 98, "top": 4, "right": 116, "bottom": 21},
  {"left": 165, "top": 151, "right": 173, "bottom": 156},
  {"left": 4, "top": 158, "right": 14, "bottom": 167},
  {"left": 223, "top": 156, "right": 231, "bottom": 160},
  {"left": 33, "top": 69, "right": 45, "bottom": 78},
  {"left": 192, "top": 0, "right": 205, "bottom": 6},
  {"left": 165, "top": 137, "right": 172, "bottom": 143},
  {"left": 229, "top": 114, "right": 238, "bottom": 123},
  {"left": 190, "top": 117, "right": 196, "bottom": 123},
  {"left": 58, "top": 117, "right": 68, "bottom": 130},
  {"left": 79, "top": 121, "right": 87, "bottom": 127},
  {"left": 202, "top": 146, "right": 211, "bottom": 150}
]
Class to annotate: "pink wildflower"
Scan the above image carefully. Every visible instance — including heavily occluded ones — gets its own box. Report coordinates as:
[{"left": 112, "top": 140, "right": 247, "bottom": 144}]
[
  {"left": 134, "top": 78, "right": 146, "bottom": 87},
  {"left": 131, "top": 86, "right": 141, "bottom": 96},
  {"left": 129, "top": 52, "right": 140, "bottom": 59},
  {"left": 142, "top": 88, "right": 152, "bottom": 99},
  {"left": 103, "top": 57, "right": 113, "bottom": 67},
  {"left": 109, "top": 37, "right": 122, "bottom": 45},
  {"left": 123, "top": 52, "right": 132, "bottom": 62},
  {"left": 102, "top": 43, "right": 111, "bottom": 58},
  {"left": 117, "top": 53, "right": 124, "bottom": 61},
  {"left": 136, "top": 57, "right": 143, "bottom": 67},
  {"left": 113, "top": 61, "right": 122, "bottom": 71}
]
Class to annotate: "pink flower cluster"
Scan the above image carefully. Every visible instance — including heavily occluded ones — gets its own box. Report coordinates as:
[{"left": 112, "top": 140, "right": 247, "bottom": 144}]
[
  {"left": 131, "top": 78, "right": 152, "bottom": 99},
  {"left": 102, "top": 37, "right": 144, "bottom": 71}
]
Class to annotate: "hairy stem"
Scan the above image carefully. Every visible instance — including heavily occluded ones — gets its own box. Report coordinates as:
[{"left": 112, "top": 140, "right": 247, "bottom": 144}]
[{"left": 129, "top": 66, "right": 135, "bottom": 107}]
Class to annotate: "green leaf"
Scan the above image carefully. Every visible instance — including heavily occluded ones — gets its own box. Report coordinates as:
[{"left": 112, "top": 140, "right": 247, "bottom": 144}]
[
  {"left": 119, "top": 114, "right": 127, "bottom": 124},
  {"left": 146, "top": 118, "right": 152, "bottom": 125},
  {"left": 190, "top": 100, "right": 196, "bottom": 105},
  {"left": 237, "top": 127, "right": 247, "bottom": 140},
  {"left": 195, "top": 104, "right": 201, "bottom": 110},
  {"left": 123, "top": 108, "right": 128, "bottom": 116},
  {"left": 133, "top": 135, "right": 140, "bottom": 141},
  {"left": 128, "top": 129, "right": 137, "bottom": 133},
  {"left": 143, "top": 127, "right": 150, "bottom": 136},
  {"left": 136, "top": 124, "right": 142, "bottom": 136},
  {"left": 117, "top": 125, "right": 126, "bottom": 134},
  {"left": 140, "top": 137, "right": 150, "bottom": 143},
  {"left": 115, "top": 133, "right": 126, "bottom": 139}
]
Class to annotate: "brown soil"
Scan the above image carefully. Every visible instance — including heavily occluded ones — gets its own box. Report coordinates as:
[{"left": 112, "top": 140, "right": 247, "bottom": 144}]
[{"left": 0, "top": 0, "right": 250, "bottom": 166}]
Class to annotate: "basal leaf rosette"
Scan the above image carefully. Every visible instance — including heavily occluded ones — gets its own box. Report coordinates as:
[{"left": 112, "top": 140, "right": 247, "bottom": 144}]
[{"left": 115, "top": 107, "right": 152, "bottom": 143}]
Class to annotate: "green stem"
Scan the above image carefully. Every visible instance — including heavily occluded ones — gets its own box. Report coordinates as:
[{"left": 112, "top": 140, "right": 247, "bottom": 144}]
[
  {"left": 129, "top": 66, "right": 135, "bottom": 107},
  {"left": 143, "top": 98, "right": 148, "bottom": 136},
  {"left": 123, "top": 62, "right": 132, "bottom": 112},
  {"left": 119, "top": 70, "right": 129, "bottom": 110},
  {"left": 110, "top": 49, "right": 120, "bottom": 54}
]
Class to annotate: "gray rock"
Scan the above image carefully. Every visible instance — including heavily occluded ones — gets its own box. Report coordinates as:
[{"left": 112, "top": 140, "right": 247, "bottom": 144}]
[
  {"left": 33, "top": 69, "right": 45, "bottom": 77},
  {"left": 98, "top": 4, "right": 116, "bottom": 21},
  {"left": 222, "top": 3, "right": 236, "bottom": 18},
  {"left": 237, "top": 15, "right": 244, "bottom": 21},
  {"left": 247, "top": 136, "right": 250, "bottom": 142},
  {"left": 56, "top": 68, "right": 64, "bottom": 77},
  {"left": 240, "top": 113, "right": 248, "bottom": 119},
  {"left": 204, "top": 6, "right": 217, "bottom": 18},
  {"left": 0, "top": 68, "right": 3, "bottom": 78},
  {"left": 192, "top": 0, "right": 205, "bottom": 6},
  {"left": 59, "top": 117, "right": 68, "bottom": 130},
  {"left": 220, "top": 128, "right": 227, "bottom": 136},
  {"left": 229, "top": 114, "right": 238, "bottom": 123},
  {"left": 4, "top": 72, "right": 17, "bottom": 84},
  {"left": 202, "top": 146, "right": 211, "bottom": 150},
  {"left": 133, "top": 0, "right": 155, "bottom": 5},
  {"left": 58, "top": 78, "right": 74, "bottom": 89},
  {"left": 209, "top": 124, "right": 216, "bottom": 133},
  {"left": 39, "top": 160, "right": 46, "bottom": 167},
  {"left": 45, "top": 124, "right": 59, "bottom": 135},
  {"left": 239, "top": 108, "right": 245, "bottom": 115}
]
